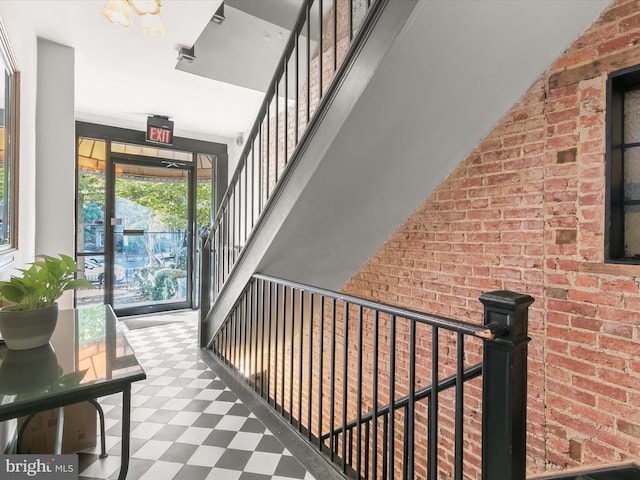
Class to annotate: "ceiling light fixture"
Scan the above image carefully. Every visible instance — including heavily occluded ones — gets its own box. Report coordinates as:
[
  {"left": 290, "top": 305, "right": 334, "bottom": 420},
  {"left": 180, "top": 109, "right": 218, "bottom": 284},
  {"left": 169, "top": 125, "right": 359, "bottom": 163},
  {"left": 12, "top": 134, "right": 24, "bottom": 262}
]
[{"left": 101, "top": 0, "right": 166, "bottom": 35}]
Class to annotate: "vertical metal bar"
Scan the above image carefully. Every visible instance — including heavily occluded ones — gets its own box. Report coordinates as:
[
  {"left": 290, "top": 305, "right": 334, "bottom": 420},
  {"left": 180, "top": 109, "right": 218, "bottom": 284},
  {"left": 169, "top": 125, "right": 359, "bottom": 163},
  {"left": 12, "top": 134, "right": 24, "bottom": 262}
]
[
  {"left": 222, "top": 208, "right": 226, "bottom": 282},
  {"left": 329, "top": 297, "right": 337, "bottom": 461},
  {"left": 349, "top": 0, "right": 354, "bottom": 42},
  {"left": 237, "top": 168, "right": 242, "bottom": 252},
  {"left": 407, "top": 319, "right": 416, "bottom": 480},
  {"left": 284, "top": 60, "right": 289, "bottom": 164},
  {"left": 356, "top": 305, "right": 363, "bottom": 479},
  {"left": 274, "top": 284, "right": 280, "bottom": 410},
  {"left": 372, "top": 310, "right": 379, "bottom": 480},
  {"left": 318, "top": 0, "right": 323, "bottom": 99},
  {"left": 281, "top": 285, "right": 287, "bottom": 416},
  {"left": 248, "top": 282, "right": 254, "bottom": 383},
  {"left": 266, "top": 105, "right": 271, "bottom": 200},
  {"left": 297, "top": 289, "right": 304, "bottom": 431},
  {"left": 389, "top": 314, "right": 396, "bottom": 480},
  {"left": 266, "top": 281, "right": 273, "bottom": 404},
  {"left": 341, "top": 301, "right": 349, "bottom": 473},
  {"left": 317, "top": 295, "right": 325, "bottom": 451},
  {"left": 294, "top": 29, "right": 299, "bottom": 146},
  {"left": 306, "top": 2, "right": 311, "bottom": 125},
  {"left": 383, "top": 412, "right": 389, "bottom": 480},
  {"left": 307, "top": 292, "right": 314, "bottom": 440},
  {"left": 428, "top": 328, "right": 439, "bottom": 480},
  {"left": 198, "top": 236, "right": 211, "bottom": 340},
  {"left": 454, "top": 333, "right": 464, "bottom": 480},
  {"left": 289, "top": 286, "right": 296, "bottom": 423},
  {"left": 244, "top": 158, "right": 248, "bottom": 243},
  {"left": 260, "top": 279, "right": 266, "bottom": 397},
  {"left": 232, "top": 191, "right": 236, "bottom": 264},
  {"left": 251, "top": 143, "right": 255, "bottom": 228},
  {"left": 236, "top": 303, "right": 242, "bottom": 370},
  {"left": 275, "top": 82, "right": 279, "bottom": 184},
  {"left": 258, "top": 124, "right": 263, "bottom": 212},
  {"left": 333, "top": 0, "right": 337, "bottom": 72},
  {"left": 364, "top": 420, "right": 370, "bottom": 480}
]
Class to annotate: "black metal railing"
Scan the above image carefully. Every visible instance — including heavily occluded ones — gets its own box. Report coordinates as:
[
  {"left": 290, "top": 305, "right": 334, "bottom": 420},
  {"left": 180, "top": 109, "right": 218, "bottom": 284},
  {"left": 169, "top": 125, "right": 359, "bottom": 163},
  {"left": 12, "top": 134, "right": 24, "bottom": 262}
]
[
  {"left": 203, "top": 0, "right": 385, "bottom": 303},
  {"left": 211, "top": 274, "right": 534, "bottom": 480}
]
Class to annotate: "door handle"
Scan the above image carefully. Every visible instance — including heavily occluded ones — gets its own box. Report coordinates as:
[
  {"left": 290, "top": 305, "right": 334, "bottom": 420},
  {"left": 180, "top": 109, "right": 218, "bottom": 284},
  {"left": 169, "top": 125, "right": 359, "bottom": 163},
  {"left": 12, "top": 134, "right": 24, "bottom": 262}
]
[{"left": 123, "top": 229, "right": 145, "bottom": 236}]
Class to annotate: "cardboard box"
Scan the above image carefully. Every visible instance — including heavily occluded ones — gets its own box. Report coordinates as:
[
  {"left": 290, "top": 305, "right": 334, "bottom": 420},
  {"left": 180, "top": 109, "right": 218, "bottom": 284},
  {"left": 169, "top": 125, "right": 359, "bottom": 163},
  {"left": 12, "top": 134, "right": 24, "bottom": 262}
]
[{"left": 17, "top": 401, "right": 97, "bottom": 454}]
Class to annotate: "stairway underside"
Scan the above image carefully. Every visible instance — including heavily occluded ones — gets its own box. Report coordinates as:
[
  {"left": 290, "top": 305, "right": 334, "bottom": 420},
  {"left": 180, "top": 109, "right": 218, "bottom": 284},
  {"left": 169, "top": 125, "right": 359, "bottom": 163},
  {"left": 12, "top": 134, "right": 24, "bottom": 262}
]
[{"left": 202, "top": 0, "right": 609, "bottom": 346}]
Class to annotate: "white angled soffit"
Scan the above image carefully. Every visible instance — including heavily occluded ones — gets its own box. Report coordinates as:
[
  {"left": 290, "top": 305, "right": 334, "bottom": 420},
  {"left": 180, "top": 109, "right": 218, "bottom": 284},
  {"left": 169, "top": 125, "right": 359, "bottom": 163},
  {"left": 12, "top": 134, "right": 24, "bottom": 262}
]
[{"left": 257, "top": 0, "right": 610, "bottom": 290}]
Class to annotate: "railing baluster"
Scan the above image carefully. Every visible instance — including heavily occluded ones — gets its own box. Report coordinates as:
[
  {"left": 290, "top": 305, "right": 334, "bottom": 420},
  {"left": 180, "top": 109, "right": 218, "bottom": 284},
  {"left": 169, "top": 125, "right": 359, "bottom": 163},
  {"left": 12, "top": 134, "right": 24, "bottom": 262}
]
[
  {"left": 333, "top": 0, "right": 337, "bottom": 73},
  {"left": 294, "top": 29, "right": 299, "bottom": 147},
  {"left": 372, "top": 310, "right": 379, "bottom": 480},
  {"left": 259, "top": 279, "right": 265, "bottom": 396},
  {"left": 364, "top": 420, "right": 370, "bottom": 480},
  {"left": 317, "top": 294, "right": 325, "bottom": 451},
  {"left": 266, "top": 104, "right": 271, "bottom": 200},
  {"left": 341, "top": 301, "right": 349, "bottom": 473},
  {"left": 318, "top": 0, "right": 323, "bottom": 100},
  {"left": 349, "top": 0, "right": 354, "bottom": 42},
  {"left": 329, "top": 297, "right": 336, "bottom": 462},
  {"left": 306, "top": 2, "right": 311, "bottom": 125},
  {"left": 383, "top": 411, "right": 389, "bottom": 480},
  {"left": 389, "top": 314, "right": 396, "bottom": 480},
  {"left": 275, "top": 81, "right": 279, "bottom": 184},
  {"left": 407, "top": 319, "right": 416, "bottom": 480},
  {"left": 428, "top": 328, "right": 439, "bottom": 480},
  {"left": 267, "top": 281, "right": 273, "bottom": 405},
  {"left": 289, "top": 286, "right": 295, "bottom": 423},
  {"left": 356, "top": 305, "right": 363, "bottom": 479},
  {"left": 307, "top": 292, "right": 314, "bottom": 441},
  {"left": 455, "top": 333, "right": 464, "bottom": 480},
  {"left": 427, "top": 327, "right": 439, "bottom": 480},
  {"left": 281, "top": 285, "right": 287, "bottom": 416},
  {"left": 274, "top": 284, "right": 280, "bottom": 410},
  {"left": 297, "top": 289, "right": 304, "bottom": 431}
]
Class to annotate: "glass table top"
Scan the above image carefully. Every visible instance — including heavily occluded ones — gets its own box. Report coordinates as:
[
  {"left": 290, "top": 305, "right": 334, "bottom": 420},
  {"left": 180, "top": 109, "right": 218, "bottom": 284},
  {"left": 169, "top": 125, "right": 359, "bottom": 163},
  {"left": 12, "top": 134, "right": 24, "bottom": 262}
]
[{"left": 0, "top": 305, "right": 145, "bottom": 413}]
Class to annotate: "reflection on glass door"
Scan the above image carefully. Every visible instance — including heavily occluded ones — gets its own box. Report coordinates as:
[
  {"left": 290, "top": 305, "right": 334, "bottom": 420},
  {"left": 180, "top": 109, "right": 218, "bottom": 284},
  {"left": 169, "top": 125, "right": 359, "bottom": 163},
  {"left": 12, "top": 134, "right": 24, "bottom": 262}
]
[{"left": 111, "top": 161, "right": 192, "bottom": 315}]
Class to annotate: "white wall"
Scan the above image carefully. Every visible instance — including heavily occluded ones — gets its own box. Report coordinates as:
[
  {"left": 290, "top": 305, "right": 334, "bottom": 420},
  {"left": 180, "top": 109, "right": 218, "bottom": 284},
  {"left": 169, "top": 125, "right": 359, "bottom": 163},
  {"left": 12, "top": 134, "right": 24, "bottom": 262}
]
[
  {"left": 36, "top": 39, "right": 75, "bottom": 258},
  {"left": 0, "top": 3, "right": 38, "bottom": 276},
  {"left": 35, "top": 39, "right": 75, "bottom": 309}
]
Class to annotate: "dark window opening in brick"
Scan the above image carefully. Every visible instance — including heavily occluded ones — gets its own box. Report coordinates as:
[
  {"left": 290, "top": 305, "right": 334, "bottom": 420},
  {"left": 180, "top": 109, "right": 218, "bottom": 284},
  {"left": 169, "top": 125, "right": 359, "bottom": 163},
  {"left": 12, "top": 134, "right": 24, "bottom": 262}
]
[{"left": 607, "top": 65, "right": 640, "bottom": 263}]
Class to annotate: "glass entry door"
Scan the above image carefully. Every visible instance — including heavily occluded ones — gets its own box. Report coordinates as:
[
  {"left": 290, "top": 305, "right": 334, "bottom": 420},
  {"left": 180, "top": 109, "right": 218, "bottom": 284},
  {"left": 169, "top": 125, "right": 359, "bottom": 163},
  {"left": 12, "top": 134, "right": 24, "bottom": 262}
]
[{"left": 108, "top": 159, "right": 194, "bottom": 316}]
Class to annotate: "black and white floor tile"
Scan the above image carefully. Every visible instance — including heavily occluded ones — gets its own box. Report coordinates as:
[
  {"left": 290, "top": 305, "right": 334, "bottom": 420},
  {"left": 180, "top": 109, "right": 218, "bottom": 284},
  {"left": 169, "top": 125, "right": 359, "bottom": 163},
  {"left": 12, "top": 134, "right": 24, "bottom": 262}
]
[{"left": 78, "top": 311, "right": 316, "bottom": 480}]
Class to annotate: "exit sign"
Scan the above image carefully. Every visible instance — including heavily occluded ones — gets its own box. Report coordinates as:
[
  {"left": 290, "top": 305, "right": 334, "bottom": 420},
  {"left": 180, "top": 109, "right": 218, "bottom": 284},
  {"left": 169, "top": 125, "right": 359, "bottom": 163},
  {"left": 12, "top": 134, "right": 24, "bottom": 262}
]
[{"left": 146, "top": 115, "right": 174, "bottom": 145}]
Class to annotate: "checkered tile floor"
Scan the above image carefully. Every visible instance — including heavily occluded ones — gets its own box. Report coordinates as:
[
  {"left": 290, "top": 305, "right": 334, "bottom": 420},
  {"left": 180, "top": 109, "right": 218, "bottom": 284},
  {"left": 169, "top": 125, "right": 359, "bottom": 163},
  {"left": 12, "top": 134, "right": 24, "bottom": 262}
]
[{"left": 78, "top": 311, "right": 316, "bottom": 480}]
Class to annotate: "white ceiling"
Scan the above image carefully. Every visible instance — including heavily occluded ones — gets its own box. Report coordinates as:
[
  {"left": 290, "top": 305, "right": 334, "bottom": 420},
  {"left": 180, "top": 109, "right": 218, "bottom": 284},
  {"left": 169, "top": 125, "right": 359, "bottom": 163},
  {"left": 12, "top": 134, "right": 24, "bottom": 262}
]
[{"left": 22, "top": 0, "right": 302, "bottom": 141}]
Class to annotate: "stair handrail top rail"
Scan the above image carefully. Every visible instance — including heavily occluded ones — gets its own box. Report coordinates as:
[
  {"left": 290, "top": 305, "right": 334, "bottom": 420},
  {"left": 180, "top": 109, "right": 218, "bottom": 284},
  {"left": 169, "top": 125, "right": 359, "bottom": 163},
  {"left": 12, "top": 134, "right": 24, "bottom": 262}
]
[{"left": 252, "top": 273, "right": 505, "bottom": 340}]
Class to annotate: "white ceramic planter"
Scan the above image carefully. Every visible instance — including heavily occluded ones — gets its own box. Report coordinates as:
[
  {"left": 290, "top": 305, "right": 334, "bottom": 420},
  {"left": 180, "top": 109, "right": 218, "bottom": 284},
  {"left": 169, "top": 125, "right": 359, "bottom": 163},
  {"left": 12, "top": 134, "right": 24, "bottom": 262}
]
[{"left": 0, "top": 303, "right": 59, "bottom": 350}]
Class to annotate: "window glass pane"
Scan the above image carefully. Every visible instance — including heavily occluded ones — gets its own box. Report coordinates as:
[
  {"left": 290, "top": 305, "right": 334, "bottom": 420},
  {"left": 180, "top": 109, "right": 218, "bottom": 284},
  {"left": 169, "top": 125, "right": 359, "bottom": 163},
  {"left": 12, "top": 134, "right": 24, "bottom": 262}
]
[
  {"left": 624, "top": 146, "right": 640, "bottom": 201},
  {"left": 624, "top": 89, "right": 640, "bottom": 143},
  {"left": 624, "top": 205, "right": 640, "bottom": 257}
]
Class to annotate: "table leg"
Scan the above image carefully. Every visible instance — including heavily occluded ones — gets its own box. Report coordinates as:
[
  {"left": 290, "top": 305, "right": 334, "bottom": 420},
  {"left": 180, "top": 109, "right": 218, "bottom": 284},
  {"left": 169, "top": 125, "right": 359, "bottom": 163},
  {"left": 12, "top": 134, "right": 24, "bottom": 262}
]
[
  {"left": 54, "top": 407, "right": 64, "bottom": 455},
  {"left": 88, "top": 399, "right": 108, "bottom": 458},
  {"left": 117, "top": 384, "right": 132, "bottom": 480}
]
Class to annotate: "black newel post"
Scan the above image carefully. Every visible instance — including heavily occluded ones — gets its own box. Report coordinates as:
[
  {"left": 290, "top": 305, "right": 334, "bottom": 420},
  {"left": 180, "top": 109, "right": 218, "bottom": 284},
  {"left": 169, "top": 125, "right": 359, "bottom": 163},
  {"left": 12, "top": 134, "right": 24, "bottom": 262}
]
[
  {"left": 199, "top": 235, "right": 212, "bottom": 347},
  {"left": 479, "top": 291, "right": 534, "bottom": 480}
]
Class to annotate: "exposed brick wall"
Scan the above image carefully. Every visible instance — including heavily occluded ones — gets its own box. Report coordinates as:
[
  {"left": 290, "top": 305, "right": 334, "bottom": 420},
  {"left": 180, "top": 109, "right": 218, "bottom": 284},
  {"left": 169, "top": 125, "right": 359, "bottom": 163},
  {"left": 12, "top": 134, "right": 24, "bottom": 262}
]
[{"left": 342, "top": 0, "right": 640, "bottom": 475}]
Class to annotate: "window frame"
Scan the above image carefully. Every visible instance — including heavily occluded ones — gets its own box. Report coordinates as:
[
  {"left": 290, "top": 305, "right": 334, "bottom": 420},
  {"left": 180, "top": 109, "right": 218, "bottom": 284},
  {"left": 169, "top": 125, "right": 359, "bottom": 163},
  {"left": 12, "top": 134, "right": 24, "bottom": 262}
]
[{"left": 605, "top": 64, "right": 640, "bottom": 263}]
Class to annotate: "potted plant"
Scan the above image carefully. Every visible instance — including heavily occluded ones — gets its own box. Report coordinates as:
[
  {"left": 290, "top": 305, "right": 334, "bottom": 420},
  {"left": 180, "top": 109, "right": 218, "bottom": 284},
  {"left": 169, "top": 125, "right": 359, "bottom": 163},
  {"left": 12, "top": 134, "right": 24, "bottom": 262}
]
[{"left": 0, "top": 254, "right": 93, "bottom": 350}]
